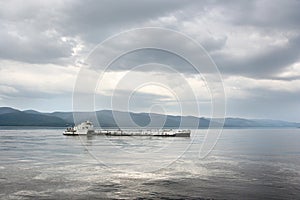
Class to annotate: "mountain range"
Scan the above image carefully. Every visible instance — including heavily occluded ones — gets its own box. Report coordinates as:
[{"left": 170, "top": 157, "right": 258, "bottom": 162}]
[{"left": 0, "top": 107, "right": 299, "bottom": 128}]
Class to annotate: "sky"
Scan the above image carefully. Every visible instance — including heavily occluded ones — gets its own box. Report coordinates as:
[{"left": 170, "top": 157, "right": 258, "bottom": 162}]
[{"left": 0, "top": 0, "right": 300, "bottom": 122}]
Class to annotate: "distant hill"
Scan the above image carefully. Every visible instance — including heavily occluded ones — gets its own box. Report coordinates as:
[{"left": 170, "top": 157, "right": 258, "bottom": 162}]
[
  {"left": 0, "top": 107, "right": 299, "bottom": 128},
  {"left": 0, "top": 111, "right": 67, "bottom": 127},
  {"left": 0, "top": 107, "right": 20, "bottom": 115},
  {"left": 23, "top": 109, "right": 41, "bottom": 115}
]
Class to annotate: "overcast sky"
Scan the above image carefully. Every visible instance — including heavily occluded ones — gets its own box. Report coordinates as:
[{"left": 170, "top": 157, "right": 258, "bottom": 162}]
[{"left": 0, "top": 0, "right": 300, "bottom": 121}]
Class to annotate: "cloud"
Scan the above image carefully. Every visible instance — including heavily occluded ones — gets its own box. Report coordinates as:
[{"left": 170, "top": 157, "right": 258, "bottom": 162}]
[
  {"left": 0, "top": 1, "right": 76, "bottom": 64},
  {"left": 59, "top": 0, "right": 191, "bottom": 41},
  {"left": 0, "top": 27, "right": 76, "bottom": 64},
  {"left": 1, "top": 0, "right": 299, "bottom": 79},
  {"left": 0, "top": 0, "right": 191, "bottom": 64},
  {"left": 158, "top": 1, "right": 300, "bottom": 80},
  {"left": 215, "top": 35, "right": 300, "bottom": 78},
  {"left": 70, "top": 0, "right": 300, "bottom": 81},
  {"left": 220, "top": 0, "right": 300, "bottom": 30},
  {"left": 0, "top": 61, "right": 79, "bottom": 98}
]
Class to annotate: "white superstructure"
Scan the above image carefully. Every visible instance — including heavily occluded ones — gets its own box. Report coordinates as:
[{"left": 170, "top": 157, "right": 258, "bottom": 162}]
[{"left": 63, "top": 121, "right": 95, "bottom": 135}]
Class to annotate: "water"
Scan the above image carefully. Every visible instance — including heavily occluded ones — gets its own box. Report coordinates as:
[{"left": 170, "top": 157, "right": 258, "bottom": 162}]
[{"left": 0, "top": 128, "right": 300, "bottom": 199}]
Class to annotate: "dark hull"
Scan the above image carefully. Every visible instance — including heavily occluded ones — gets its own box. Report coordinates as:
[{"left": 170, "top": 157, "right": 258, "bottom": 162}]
[
  {"left": 152, "top": 134, "right": 176, "bottom": 137},
  {"left": 63, "top": 133, "right": 78, "bottom": 136}
]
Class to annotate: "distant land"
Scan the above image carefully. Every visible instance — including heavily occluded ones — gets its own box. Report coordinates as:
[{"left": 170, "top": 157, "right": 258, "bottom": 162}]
[{"left": 0, "top": 107, "right": 299, "bottom": 128}]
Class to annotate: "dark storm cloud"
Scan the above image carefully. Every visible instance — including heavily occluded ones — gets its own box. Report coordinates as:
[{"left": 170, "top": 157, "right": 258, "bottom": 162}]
[
  {"left": 201, "top": 36, "right": 228, "bottom": 52},
  {"left": 0, "top": 28, "right": 75, "bottom": 64},
  {"left": 59, "top": 0, "right": 193, "bottom": 43},
  {"left": 214, "top": 35, "right": 300, "bottom": 78},
  {"left": 220, "top": 0, "right": 300, "bottom": 29},
  {"left": 189, "top": 0, "right": 300, "bottom": 80},
  {"left": 1, "top": 0, "right": 299, "bottom": 77},
  {"left": 0, "top": 1, "right": 74, "bottom": 64},
  {"left": 109, "top": 49, "right": 195, "bottom": 74},
  {"left": 73, "top": 0, "right": 300, "bottom": 80},
  {"left": 0, "top": 0, "right": 191, "bottom": 63}
]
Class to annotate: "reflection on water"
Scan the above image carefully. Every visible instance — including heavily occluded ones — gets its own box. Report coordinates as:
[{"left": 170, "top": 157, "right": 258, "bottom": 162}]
[{"left": 0, "top": 128, "right": 300, "bottom": 199}]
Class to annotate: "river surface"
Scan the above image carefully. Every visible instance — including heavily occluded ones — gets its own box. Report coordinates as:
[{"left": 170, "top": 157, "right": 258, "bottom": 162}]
[{"left": 0, "top": 128, "right": 300, "bottom": 199}]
